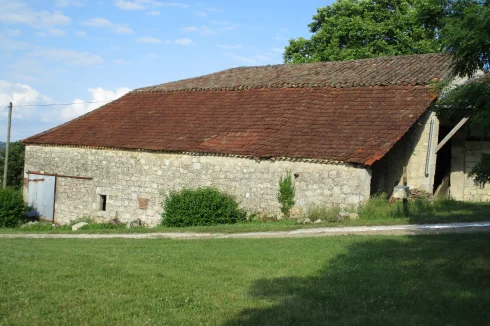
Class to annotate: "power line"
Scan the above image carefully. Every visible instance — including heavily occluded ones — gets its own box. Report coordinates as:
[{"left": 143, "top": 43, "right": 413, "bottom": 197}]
[{"left": 5, "top": 100, "right": 111, "bottom": 108}]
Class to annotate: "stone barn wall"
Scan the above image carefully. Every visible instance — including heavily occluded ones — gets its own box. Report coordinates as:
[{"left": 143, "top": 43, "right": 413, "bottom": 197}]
[
  {"left": 451, "top": 139, "right": 490, "bottom": 201},
  {"left": 24, "top": 145, "right": 372, "bottom": 226},
  {"left": 370, "top": 111, "right": 439, "bottom": 195}
]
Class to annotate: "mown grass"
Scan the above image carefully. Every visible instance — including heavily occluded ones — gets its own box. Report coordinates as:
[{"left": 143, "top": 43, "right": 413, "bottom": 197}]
[
  {"left": 2, "top": 198, "right": 489, "bottom": 234},
  {"left": 1, "top": 233, "right": 489, "bottom": 325}
]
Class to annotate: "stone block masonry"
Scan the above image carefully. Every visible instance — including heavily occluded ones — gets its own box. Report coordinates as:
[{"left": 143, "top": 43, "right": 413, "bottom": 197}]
[
  {"left": 459, "top": 141, "right": 490, "bottom": 202},
  {"left": 24, "top": 146, "right": 372, "bottom": 226},
  {"left": 370, "top": 111, "right": 439, "bottom": 195}
]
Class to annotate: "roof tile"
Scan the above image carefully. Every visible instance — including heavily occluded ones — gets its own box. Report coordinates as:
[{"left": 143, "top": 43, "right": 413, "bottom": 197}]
[
  {"left": 24, "top": 86, "right": 437, "bottom": 165},
  {"left": 134, "top": 53, "right": 452, "bottom": 93}
]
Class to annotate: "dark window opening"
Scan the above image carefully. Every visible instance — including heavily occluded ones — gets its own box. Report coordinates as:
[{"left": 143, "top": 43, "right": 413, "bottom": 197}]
[{"left": 99, "top": 195, "right": 107, "bottom": 211}]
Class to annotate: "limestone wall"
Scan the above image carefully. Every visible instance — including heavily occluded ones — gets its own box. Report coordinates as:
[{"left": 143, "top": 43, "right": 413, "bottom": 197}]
[
  {"left": 451, "top": 140, "right": 490, "bottom": 201},
  {"left": 371, "top": 110, "right": 439, "bottom": 195},
  {"left": 24, "top": 146, "right": 372, "bottom": 225}
]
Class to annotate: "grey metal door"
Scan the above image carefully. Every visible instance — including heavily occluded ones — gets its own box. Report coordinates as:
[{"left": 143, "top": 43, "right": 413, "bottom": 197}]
[{"left": 28, "top": 174, "right": 56, "bottom": 221}]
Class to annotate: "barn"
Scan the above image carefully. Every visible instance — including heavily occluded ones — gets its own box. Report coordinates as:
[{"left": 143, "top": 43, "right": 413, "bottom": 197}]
[{"left": 21, "top": 53, "right": 486, "bottom": 226}]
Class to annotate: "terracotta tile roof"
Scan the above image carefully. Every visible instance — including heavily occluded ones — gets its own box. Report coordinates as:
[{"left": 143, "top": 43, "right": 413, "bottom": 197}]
[
  {"left": 135, "top": 53, "right": 453, "bottom": 93},
  {"left": 23, "top": 85, "right": 438, "bottom": 165}
]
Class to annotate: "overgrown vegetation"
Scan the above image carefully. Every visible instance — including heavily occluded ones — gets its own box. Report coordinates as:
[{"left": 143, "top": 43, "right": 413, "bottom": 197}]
[
  {"left": 3, "top": 193, "right": 490, "bottom": 234},
  {"left": 277, "top": 171, "right": 295, "bottom": 218},
  {"left": 306, "top": 205, "right": 341, "bottom": 222},
  {"left": 0, "top": 189, "right": 27, "bottom": 228},
  {"left": 161, "top": 187, "right": 246, "bottom": 227},
  {"left": 0, "top": 141, "right": 25, "bottom": 189}
]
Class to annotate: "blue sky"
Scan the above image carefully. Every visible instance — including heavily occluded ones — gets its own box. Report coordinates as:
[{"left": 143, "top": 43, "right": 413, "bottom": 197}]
[{"left": 0, "top": 0, "right": 332, "bottom": 141}]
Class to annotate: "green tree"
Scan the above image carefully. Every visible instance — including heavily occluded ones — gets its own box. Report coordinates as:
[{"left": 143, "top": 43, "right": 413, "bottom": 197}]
[
  {"left": 422, "top": 1, "right": 490, "bottom": 183},
  {"left": 284, "top": 0, "right": 441, "bottom": 63},
  {"left": 0, "top": 141, "right": 26, "bottom": 189},
  {"left": 417, "top": 0, "right": 489, "bottom": 77}
]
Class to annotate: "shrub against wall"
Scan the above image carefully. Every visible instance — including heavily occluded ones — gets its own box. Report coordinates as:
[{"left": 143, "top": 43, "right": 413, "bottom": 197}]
[
  {"left": 0, "top": 188, "right": 26, "bottom": 228},
  {"left": 161, "top": 187, "right": 246, "bottom": 227},
  {"left": 277, "top": 171, "right": 296, "bottom": 218}
]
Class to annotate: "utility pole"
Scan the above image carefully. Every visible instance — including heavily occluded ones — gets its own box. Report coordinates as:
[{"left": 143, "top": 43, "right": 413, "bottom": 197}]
[{"left": 3, "top": 102, "right": 12, "bottom": 189}]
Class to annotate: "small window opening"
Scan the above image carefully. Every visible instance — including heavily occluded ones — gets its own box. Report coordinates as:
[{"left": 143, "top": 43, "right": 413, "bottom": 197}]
[{"left": 99, "top": 195, "right": 107, "bottom": 211}]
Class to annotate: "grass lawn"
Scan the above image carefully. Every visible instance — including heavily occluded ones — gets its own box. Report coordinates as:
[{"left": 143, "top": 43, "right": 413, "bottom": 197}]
[
  {"left": 1, "top": 233, "right": 490, "bottom": 325},
  {"left": 2, "top": 199, "right": 490, "bottom": 234}
]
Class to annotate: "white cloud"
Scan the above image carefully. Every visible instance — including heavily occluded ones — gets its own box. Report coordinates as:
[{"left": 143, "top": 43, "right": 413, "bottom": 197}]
[
  {"left": 0, "top": 81, "right": 131, "bottom": 139},
  {"left": 145, "top": 52, "right": 160, "bottom": 59},
  {"left": 275, "top": 29, "right": 291, "bottom": 41},
  {"left": 207, "top": 20, "right": 236, "bottom": 32},
  {"left": 181, "top": 26, "right": 216, "bottom": 36},
  {"left": 37, "top": 28, "right": 66, "bottom": 37},
  {"left": 224, "top": 53, "right": 272, "bottom": 66},
  {"left": 0, "top": 80, "right": 51, "bottom": 120},
  {"left": 137, "top": 36, "right": 162, "bottom": 44},
  {"left": 207, "top": 8, "right": 223, "bottom": 13},
  {"left": 221, "top": 25, "right": 236, "bottom": 31},
  {"left": 181, "top": 26, "right": 199, "bottom": 32},
  {"left": 6, "top": 29, "right": 22, "bottom": 37},
  {"left": 146, "top": 10, "right": 160, "bottom": 15},
  {"left": 83, "top": 18, "right": 134, "bottom": 35},
  {"left": 30, "top": 49, "right": 103, "bottom": 66},
  {"left": 174, "top": 38, "right": 193, "bottom": 46},
  {"left": 209, "top": 20, "right": 227, "bottom": 25},
  {"left": 56, "top": 0, "right": 84, "bottom": 7},
  {"left": 225, "top": 53, "right": 256, "bottom": 65},
  {"left": 0, "top": 1, "right": 71, "bottom": 30},
  {"left": 5, "top": 58, "right": 62, "bottom": 83},
  {"left": 113, "top": 0, "right": 188, "bottom": 10},
  {"left": 255, "top": 55, "right": 269, "bottom": 60},
  {"left": 272, "top": 48, "right": 283, "bottom": 53},
  {"left": 114, "top": 59, "right": 130, "bottom": 64},
  {"left": 216, "top": 44, "right": 242, "bottom": 50},
  {"left": 57, "top": 87, "right": 131, "bottom": 121},
  {"left": 0, "top": 35, "right": 30, "bottom": 51},
  {"left": 76, "top": 30, "right": 87, "bottom": 37},
  {"left": 194, "top": 7, "right": 223, "bottom": 17},
  {"left": 165, "top": 38, "right": 193, "bottom": 46}
]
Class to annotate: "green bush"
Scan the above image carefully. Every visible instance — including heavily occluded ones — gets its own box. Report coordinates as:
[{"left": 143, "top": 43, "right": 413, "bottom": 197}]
[
  {"left": 358, "top": 193, "right": 402, "bottom": 220},
  {"left": 277, "top": 171, "right": 295, "bottom": 218},
  {"left": 161, "top": 187, "right": 246, "bottom": 227},
  {"left": 0, "top": 188, "right": 27, "bottom": 228},
  {"left": 358, "top": 193, "right": 435, "bottom": 220}
]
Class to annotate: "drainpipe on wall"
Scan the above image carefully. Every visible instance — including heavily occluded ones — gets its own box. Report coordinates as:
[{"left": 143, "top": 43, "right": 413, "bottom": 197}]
[{"left": 425, "top": 119, "right": 434, "bottom": 177}]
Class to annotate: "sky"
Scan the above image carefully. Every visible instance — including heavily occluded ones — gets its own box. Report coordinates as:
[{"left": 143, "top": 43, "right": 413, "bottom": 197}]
[{"left": 0, "top": 0, "right": 332, "bottom": 141}]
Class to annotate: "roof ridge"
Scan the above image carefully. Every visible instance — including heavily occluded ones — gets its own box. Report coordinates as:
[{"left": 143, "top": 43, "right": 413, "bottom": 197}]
[{"left": 133, "top": 53, "right": 453, "bottom": 93}]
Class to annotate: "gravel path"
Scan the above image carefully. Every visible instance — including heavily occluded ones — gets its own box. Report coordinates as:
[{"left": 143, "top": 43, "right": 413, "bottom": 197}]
[{"left": 1, "top": 222, "right": 490, "bottom": 239}]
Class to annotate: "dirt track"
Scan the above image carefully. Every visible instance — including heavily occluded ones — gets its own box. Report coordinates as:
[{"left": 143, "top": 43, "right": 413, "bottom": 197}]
[{"left": 1, "top": 222, "right": 490, "bottom": 239}]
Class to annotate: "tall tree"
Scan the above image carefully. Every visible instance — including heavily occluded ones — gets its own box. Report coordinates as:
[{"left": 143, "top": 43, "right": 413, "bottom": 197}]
[
  {"left": 0, "top": 141, "right": 25, "bottom": 189},
  {"left": 423, "top": 0, "right": 490, "bottom": 183},
  {"left": 284, "top": 0, "right": 441, "bottom": 63},
  {"left": 417, "top": 0, "right": 489, "bottom": 77}
]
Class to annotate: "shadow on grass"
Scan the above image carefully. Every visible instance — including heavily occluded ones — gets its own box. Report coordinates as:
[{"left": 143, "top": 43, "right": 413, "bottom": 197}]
[
  {"left": 409, "top": 199, "right": 490, "bottom": 224},
  {"left": 226, "top": 233, "right": 490, "bottom": 325}
]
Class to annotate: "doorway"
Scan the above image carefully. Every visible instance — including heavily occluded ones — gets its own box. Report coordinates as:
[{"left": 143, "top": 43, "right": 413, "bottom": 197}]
[{"left": 27, "top": 174, "right": 56, "bottom": 221}]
